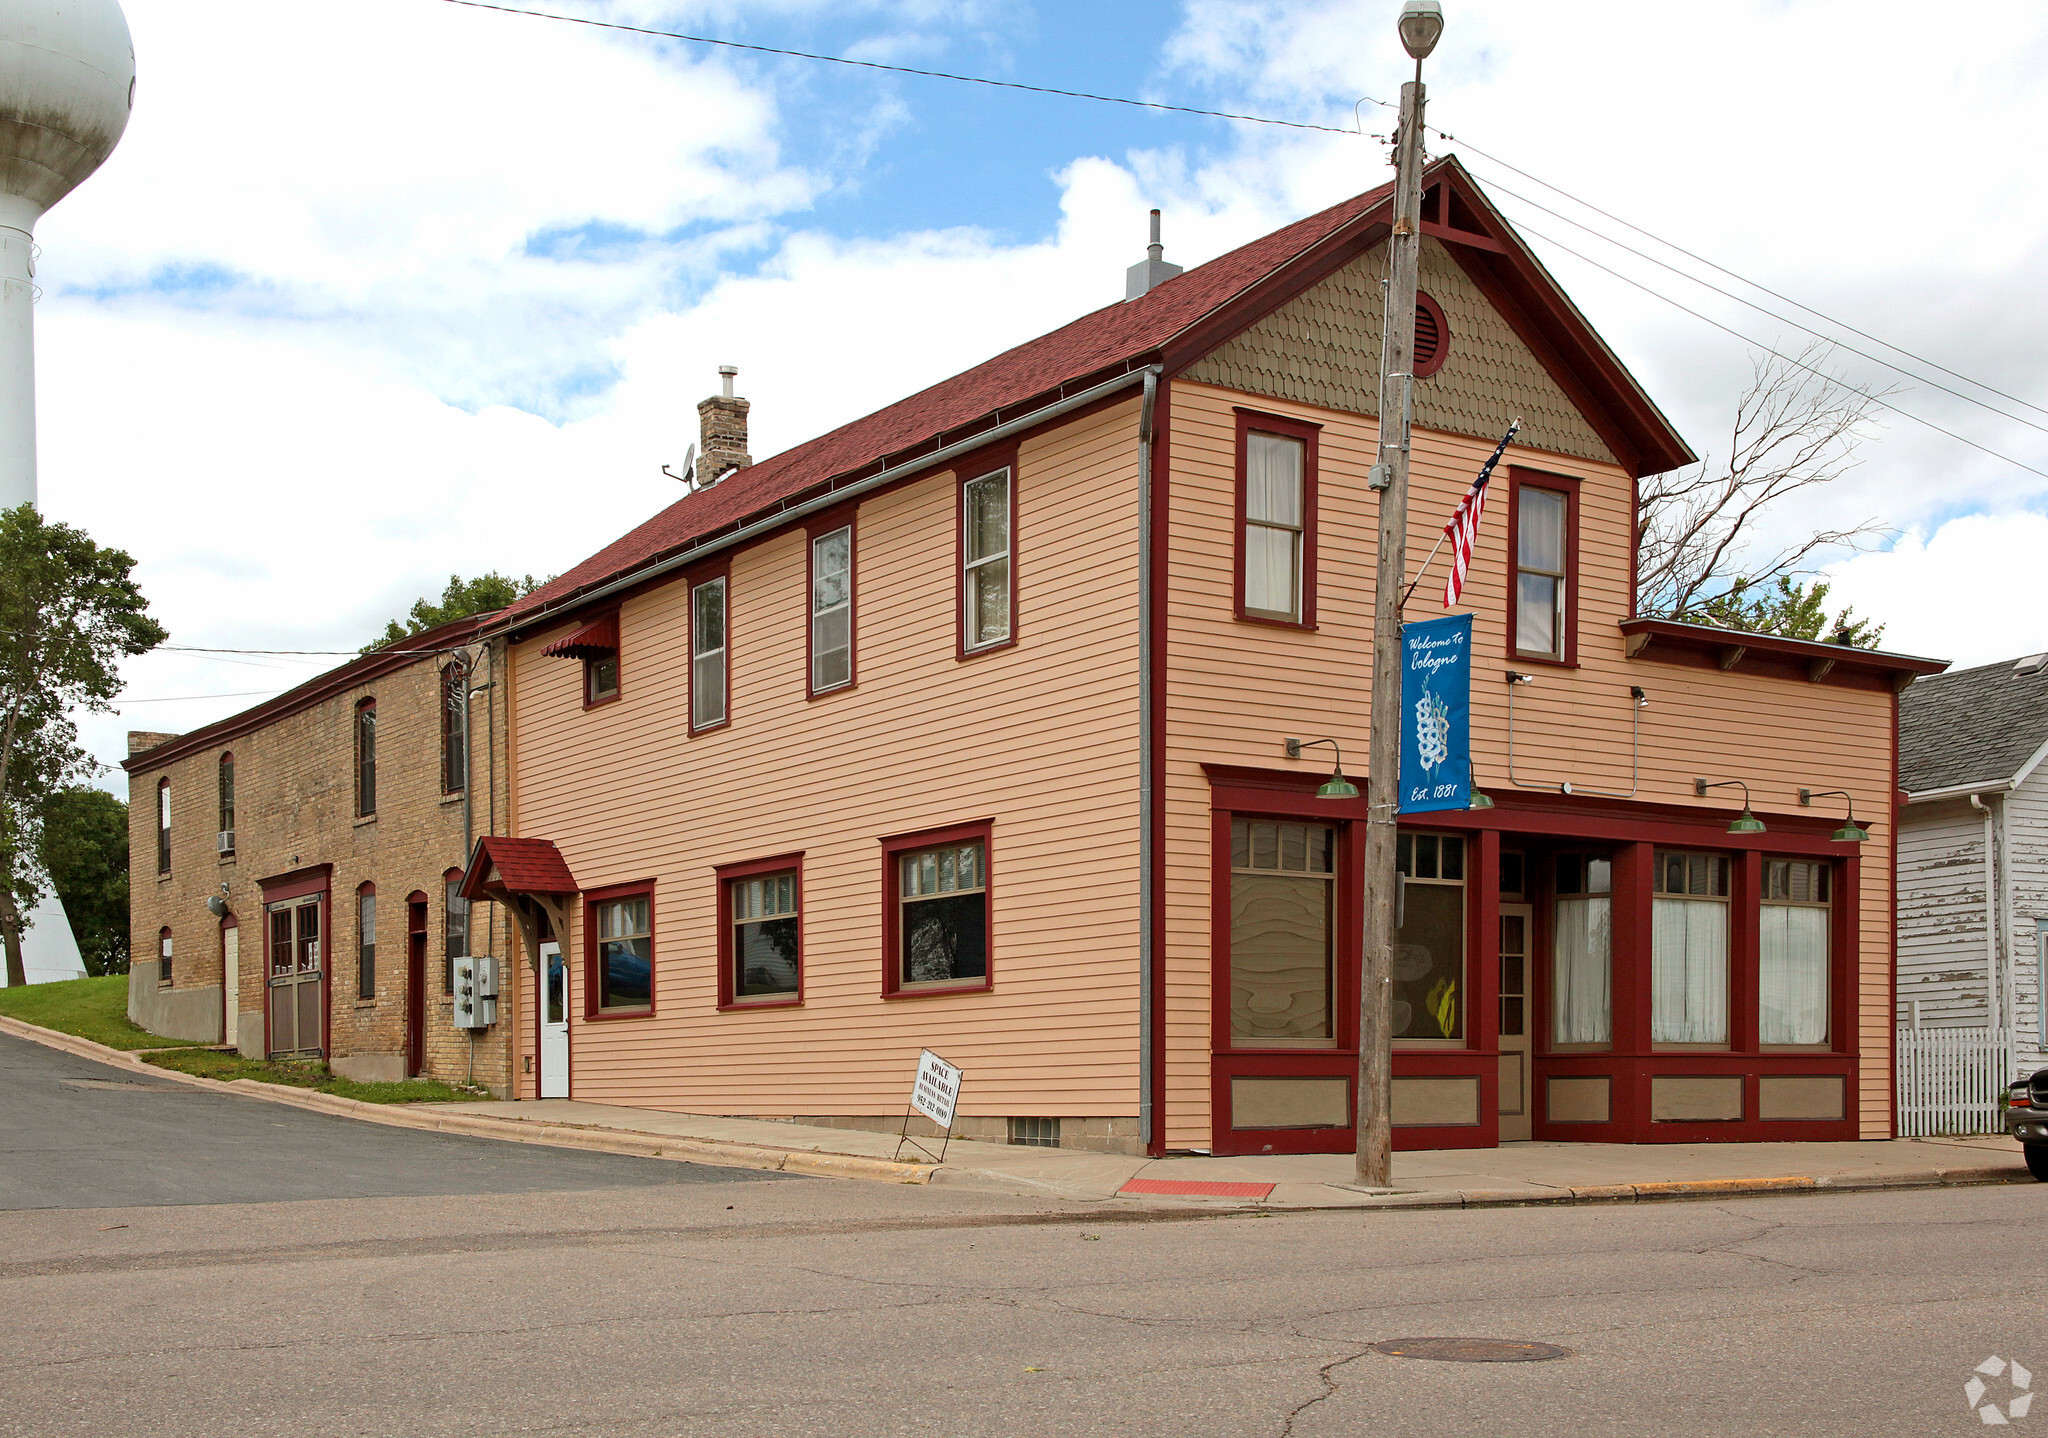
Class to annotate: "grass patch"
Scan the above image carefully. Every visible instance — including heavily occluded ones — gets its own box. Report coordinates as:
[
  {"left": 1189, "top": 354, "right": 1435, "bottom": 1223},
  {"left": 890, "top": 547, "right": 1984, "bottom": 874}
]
[
  {"left": 0, "top": 974, "right": 207, "bottom": 1052},
  {"left": 143, "top": 1047, "right": 488, "bottom": 1104}
]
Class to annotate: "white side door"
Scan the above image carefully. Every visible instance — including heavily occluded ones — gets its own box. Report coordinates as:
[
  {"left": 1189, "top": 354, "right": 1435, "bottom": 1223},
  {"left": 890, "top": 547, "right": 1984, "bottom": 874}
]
[
  {"left": 223, "top": 926, "right": 240, "bottom": 1052},
  {"left": 538, "top": 940, "right": 569, "bottom": 1099}
]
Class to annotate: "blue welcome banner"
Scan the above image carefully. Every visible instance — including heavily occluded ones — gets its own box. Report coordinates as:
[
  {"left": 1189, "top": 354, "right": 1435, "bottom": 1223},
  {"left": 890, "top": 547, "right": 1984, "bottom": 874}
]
[{"left": 1399, "top": 613, "right": 1472, "bottom": 814}]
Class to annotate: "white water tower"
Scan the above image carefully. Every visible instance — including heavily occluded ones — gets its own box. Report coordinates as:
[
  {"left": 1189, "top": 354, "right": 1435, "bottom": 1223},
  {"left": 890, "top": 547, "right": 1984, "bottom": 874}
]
[{"left": 0, "top": 0, "right": 134, "bottom": 509}]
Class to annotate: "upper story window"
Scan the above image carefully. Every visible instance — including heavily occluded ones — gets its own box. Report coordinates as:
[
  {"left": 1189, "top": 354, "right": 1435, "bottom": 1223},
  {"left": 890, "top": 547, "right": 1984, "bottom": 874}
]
[
  {"left": 691, "top": 576, "right": 728, "bottom": 731},
  {"left": 1651, "top": 850, "right": 1730, "bottom": 1045},
  {"left": 961, "top": 467, "right": 1013, "bottom": 652},
  {"left": 217, "top": 754, "right": 235, "bottom": 857},
  {"left": 1761, "top": 858, "right": 1831, "bottom": 1046},
  {"left": 543, "top": 613, "right": 619, "bottom": 709},
  {"left": 587, "top": 649, "right": 619, "bottom": 705},
  {"left": 810, "top": 525, "right": 854, "bottom": 695},
  {"left": 441, "top": 663, "right": 468, "bottom": 793},
  {"left": 1512, "top": 477, "right": 1572, "bottom": 661},
  {"left": 156, "top": 778, "right": 171, "bottom": 874},
  {"left": 354, "top": 698, "right": 377, "bottom": 817},
  {"left": 1235, "top": 410, "right": 1319, "bottom": 627}
]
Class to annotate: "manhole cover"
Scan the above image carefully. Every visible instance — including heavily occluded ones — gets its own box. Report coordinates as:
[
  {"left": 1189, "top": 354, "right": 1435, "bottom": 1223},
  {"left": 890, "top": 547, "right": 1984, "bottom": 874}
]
[{"left": 1371, "top": 1338, "right": 1569, "bottom": 1363}]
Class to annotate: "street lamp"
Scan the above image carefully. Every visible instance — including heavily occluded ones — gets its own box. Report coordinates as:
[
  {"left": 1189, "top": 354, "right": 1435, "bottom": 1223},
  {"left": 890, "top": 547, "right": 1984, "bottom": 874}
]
[{"left": 1357, "top": 1, "right": 1445, "bottom": 1191}]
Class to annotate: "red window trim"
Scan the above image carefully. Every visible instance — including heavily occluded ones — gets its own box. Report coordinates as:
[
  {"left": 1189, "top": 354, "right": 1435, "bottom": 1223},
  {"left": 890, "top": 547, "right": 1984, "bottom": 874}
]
[
  {"left": 805, "top": 506, "right": 858, "bottom": 700},
  {"left": 583, "top": 878, "right": 657, "bottom": 1020},
  {"left": 1208, "top": 805, "right": 1360, "bottom": 1055},
  {"left": 686, "top": 560, "right": 733, "bottom": 736},
  {"left": 1232, "top": 407, "right": 1322, "bottom": 631},
  {"left": 955, "top": 443, "right": 1019, "bottom": 660},
  {"left": 1504, "top": 466, "right": 1581, "bottom": 669},
  {"left": 582, "top": 611, "right": 623, "bottom": 711},
  {"left": 1413, "top": 290, "right": 1451, "bottom": 380},
  {"left": 715, "top": 851, "right": 806, "bottom": 1011},
  {"left": 880, "top": 818, "right": 996, "bottom": 998}
]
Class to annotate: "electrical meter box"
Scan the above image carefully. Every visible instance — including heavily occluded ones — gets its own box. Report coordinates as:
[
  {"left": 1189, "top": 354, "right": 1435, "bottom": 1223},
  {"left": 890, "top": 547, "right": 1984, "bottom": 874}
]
[{"left": 454, "top": 956, "right": 498, "bottom": 1030}]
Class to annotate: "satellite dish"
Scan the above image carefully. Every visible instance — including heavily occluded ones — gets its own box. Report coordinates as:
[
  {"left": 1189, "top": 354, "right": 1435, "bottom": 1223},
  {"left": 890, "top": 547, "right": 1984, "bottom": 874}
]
[{"left": 661, "top": 443, "right": 697, "bottom": 489}]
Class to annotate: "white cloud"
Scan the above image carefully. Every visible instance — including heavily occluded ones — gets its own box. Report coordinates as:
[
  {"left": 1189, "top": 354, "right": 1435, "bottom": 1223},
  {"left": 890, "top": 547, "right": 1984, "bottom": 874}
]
[{"left": 1823, "top": 515, "right": 2048, "bottom": 667}]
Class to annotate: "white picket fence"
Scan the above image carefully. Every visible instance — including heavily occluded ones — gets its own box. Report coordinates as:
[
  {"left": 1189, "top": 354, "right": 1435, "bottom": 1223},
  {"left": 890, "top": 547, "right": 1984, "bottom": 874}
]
[{"left": 1895, "top": 1027, "right": 2012, "bottom": 1137}]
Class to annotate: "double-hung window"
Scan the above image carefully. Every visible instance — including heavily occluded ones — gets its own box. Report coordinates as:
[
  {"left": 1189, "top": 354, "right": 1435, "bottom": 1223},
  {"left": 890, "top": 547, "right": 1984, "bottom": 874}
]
[
  {"left": 725, "top": 866, "right": 800, "bottom": 1004},
  {"left": 810, "top": 525, "right": 853, "bottom": 694},
  {"left": 961, "top": 468, "right": 1012, "bottom": 651},
  {"left": 443, "top": 872, "right": 467, "bottom": 995},
  {"left": 442, "top": 663, "right": 468, "bottom": 791},
  {"left": 894, "top": 837, "right": 989, "bottom": 989},
  {"left": 217, "top": 754, "right": 235, "bottom": 857},
  {"left": 691, "top": 576, "right": 728, "bottom": 730},
  {"left": 1651, "top": 850, "right": 1730, "bottom": 1044},
  {"left": 1760, "top": 858, "right": 1830, "bottom": 1045},
  {"left": 1228, "top": 819, "right": 1337, "bottom": 1047},
  {"left": 158, "top": 928, "right": 173, "bottom": 987},
  {"left": 356, "top": 885, "right": 377, "bottom": 1001},
  {"left": 1236, "top": 411, "right": 1318, "bottom": 626},
  {"left": 354, "top": 699, "right": 377, "bottom": 817},
  {"left": 592, "top": 893, "right": 653, "bottom": 1013},
  {"left": 1513, "top": 480, "right": 1570, "bottom": 660},
  {"left": 157, "top": 778, "right": 171, "bottom": 874}
]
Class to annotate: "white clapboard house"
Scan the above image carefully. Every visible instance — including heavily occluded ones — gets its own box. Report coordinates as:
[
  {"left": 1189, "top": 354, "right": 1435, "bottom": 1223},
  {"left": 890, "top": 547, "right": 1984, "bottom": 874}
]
[{"left": 1896, "top": 652, "right": 2048, "bottom": 1134}]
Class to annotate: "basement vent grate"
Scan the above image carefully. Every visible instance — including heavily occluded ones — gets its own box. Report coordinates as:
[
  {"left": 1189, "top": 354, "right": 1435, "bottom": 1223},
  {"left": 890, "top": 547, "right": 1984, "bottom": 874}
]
[{"left": 1008, "top": 1117, "right": 1061, "bottom": 1148}]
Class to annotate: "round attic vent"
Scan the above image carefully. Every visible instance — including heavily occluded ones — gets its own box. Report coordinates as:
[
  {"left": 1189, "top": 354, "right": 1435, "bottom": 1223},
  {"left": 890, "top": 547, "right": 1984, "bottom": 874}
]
[{"left": 1414, "top": 292, "right": 1450, "bottom": 378}]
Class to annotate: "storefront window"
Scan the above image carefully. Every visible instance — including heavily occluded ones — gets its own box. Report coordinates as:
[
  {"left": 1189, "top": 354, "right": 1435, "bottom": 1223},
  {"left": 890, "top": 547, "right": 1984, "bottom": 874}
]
[
  {"left": 1652, "top": 850, "right": 1730, "bottom": 1044},
  {"left": 1395, "top": 832, "right": 1464, "bottom": 1041},
  {"left": 1229, "top": 819, "right": 1337, "bottom": 1047},
  {"left": 1761, "top": 858, "right": 1830, "bottom": 1045},
  {"left": 1553, "top": 853, "right": 1612, "bottom": 1045}
]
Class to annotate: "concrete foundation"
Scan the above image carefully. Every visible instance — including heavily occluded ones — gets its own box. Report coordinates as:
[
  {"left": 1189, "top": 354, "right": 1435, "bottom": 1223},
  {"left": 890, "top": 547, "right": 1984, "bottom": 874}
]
[
  {"left": 126, "top": 961, "right": 221, "bottom": 1043},
  {"left": 786, "top": 1113, "right": 1144, "bottom": 1156},
  {"left": 330, "top": 1052, "right": 406, "bottom": 1084}
]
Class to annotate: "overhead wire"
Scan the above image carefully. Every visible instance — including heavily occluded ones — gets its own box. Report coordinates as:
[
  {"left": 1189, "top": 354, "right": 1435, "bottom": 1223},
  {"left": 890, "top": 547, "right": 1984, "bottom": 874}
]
[
  {"left": 1509, "top": 218, "right": 2048, "bottom": 482},
  {"left": 430, "top": 0, "right": 2046, "bottom": 484}
]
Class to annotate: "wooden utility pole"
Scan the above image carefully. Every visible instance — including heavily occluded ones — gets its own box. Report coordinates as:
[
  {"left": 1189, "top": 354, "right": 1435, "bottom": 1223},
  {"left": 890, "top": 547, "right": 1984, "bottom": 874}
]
[{"left": 1358, "top": 10, "right": 1438, "bottom": 1188}]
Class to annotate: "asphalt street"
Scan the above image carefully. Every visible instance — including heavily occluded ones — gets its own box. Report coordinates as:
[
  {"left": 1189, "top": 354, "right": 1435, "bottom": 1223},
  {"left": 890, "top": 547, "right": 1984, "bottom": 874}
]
[{"left": 3, "top": 1034, "right": 2043, "bottom": 1437}]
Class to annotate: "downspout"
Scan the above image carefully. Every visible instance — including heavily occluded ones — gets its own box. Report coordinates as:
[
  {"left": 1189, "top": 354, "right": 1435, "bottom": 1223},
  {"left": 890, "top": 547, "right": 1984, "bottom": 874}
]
[
  {"left": 1970, "top": 793, "right": 2000, "bottom": 1039},
  {"left": 2001, "top": 793, "right": 2019, "bottom": 1073},
  {"left": 1136, "top": 365, "right": 1160, "bottom": 1152}
]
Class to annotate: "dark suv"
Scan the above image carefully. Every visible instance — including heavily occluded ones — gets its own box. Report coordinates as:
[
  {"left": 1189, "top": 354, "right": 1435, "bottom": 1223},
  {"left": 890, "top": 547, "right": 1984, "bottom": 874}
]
[{"left": 2006, "top": 1070, "right": 2048, "bottom": 1179}]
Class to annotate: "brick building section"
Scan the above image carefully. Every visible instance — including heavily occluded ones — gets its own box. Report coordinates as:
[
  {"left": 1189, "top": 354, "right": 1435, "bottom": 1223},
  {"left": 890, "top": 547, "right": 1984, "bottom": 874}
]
[{"left": 122, "top": 616, "right": 516, "bottom": 1094}]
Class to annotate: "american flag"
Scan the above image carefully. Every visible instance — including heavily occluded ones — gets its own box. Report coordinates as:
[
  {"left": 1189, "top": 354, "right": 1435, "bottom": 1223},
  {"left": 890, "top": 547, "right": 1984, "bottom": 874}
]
[{"left": 1440, "top": 419, "right": 1521, "bottom": 608}]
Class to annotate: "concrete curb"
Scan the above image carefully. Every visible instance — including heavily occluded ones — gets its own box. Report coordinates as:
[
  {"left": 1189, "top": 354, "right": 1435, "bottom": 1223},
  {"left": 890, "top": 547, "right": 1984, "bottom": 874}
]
[
  {"left": 0, "top": 1014, "right": 933, "bottom": 1186},
  {"left": 1, "top": 1014, "right": 2032, "bottom": 1204}
]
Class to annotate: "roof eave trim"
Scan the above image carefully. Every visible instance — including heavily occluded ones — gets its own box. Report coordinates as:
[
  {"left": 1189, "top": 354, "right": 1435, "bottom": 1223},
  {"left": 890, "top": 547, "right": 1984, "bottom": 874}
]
[
  {"left": 500, "top": 363, "right": 1161, "bottom": 641},
  {"left": 1905, "top": 779, "right": 2015, "bottom": 805},
  {"left": 1618, "top": 617, "right": 1950, "bottom": 675},
  {"left": 2007, "top": 733, "right": 2048, "bottom": 791}
]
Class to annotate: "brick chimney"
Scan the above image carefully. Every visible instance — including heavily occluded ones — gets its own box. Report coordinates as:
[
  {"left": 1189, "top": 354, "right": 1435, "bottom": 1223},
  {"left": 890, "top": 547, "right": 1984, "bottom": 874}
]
[
  {"left": 128, "top": 730, "right": 181, "bottom": 755},
  {"left": 696, "top": 365, "right": 750, "bottom": 487}
]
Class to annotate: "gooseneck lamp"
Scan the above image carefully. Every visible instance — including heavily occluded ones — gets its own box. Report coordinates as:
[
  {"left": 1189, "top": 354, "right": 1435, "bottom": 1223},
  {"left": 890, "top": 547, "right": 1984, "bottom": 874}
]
[
  {"left": 1800, "top": 788, "right": 1873, "bottom": 843},
  {"left": 1695, "top": 778, "right": 1767, "bottom": 835},
  {"left": 1286, "top": 737, "right": 1361, "bottom": 800}
]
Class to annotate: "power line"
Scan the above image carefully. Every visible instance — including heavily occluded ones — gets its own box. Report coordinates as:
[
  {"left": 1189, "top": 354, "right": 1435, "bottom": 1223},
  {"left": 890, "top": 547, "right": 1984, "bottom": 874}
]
[
  {"left": 1434, "top": 126, "right": 2048, "bottom": 425},
  {"left": 1463, "top": 164, "right": 2048, "bottom": 441},
  {"left": 436, "top": 0, "right": 1381, "bottom": 134},
  {"left": 117, "top": 689, "right": 288, "bottom": 704},
  {"left": 1512, "top": 218, "right": 2048, "bottom": 481}
]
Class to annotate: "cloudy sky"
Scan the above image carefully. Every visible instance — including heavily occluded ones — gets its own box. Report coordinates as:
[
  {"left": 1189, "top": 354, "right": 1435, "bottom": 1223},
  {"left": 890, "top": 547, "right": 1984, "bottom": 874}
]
[{"left": 33, "top": 0, "right": 2048, "bottom": 780}]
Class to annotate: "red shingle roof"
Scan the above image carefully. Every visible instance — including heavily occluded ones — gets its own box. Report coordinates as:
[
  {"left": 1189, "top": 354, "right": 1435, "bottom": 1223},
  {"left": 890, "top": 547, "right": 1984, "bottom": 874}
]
[
  {"left": 499, "top": 179, "right": 1401, "bottom": 631},
  {"left": 462, "top": 835, "right": 579, "bottom": 900}
]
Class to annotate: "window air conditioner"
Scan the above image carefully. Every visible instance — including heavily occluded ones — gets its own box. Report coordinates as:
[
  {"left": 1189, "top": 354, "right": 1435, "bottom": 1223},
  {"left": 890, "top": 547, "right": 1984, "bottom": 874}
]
[{"left": 217, "top": 830, "right": 235, "bottom": 854}]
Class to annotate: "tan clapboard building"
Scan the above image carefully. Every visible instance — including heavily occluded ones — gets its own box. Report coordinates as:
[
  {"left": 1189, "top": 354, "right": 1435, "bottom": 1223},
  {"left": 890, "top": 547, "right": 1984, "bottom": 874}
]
[
  {"left": 468, "top": 158, "right": 1942, "bottom": 1154},
  {"left": 124, "top": 615, "right": 517, "bottom": 1093}
]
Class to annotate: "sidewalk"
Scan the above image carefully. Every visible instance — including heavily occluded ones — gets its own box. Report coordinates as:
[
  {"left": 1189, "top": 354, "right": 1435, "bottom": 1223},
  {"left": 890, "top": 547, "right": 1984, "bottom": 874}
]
[
  {"left": 2, "top": 1012, "right": 2029, "bottom": 1210},
  {"left": 421, "top": 1096, "right": 2033, "bottom": 1209}
]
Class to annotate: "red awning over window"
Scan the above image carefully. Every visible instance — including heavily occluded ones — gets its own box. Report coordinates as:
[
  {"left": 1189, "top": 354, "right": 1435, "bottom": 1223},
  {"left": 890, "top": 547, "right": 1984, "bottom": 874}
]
[{"left": 541, "top": 614, "right": 617, "bottom": 660}]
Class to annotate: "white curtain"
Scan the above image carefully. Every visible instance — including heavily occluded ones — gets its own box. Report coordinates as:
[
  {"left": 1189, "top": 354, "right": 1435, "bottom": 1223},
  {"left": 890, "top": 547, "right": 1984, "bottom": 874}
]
[
  {"left": 1759, "top": 906, "right": 1828, "bottom": 1044},
  {"left": 1553, "top": 895, "right": 1611, "bottom": 1044},
  {"left": 1244, "top": 434, "right": 1302, "bottom": 616},
  {"left": 1652, "top": 898, "right": 1728, "bottom": 1043}
]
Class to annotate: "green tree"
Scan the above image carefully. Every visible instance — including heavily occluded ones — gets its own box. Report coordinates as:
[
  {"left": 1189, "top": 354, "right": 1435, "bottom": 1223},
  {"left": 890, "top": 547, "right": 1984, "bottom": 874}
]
[
  {"left": 369, "top": 572, "right": 542, "bottom": 652},
  {"left": 1693, "top": 576, "right": 1885, "bottom": 648},
  {"left": 39, "top": 786, "right": 130, "bottom": 975},
  {"left": 0, "top": 505, "right": 166, "bottom": 987}
]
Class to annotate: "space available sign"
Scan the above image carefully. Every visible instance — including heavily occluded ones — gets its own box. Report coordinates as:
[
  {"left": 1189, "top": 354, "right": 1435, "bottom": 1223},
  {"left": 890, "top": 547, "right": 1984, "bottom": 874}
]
[
  {"left": 1399, "top": 613, "right": 1472, "bottom": 814},
  {"left": 910, "top": 1049, "right": 963, "bottom": 1130}
]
